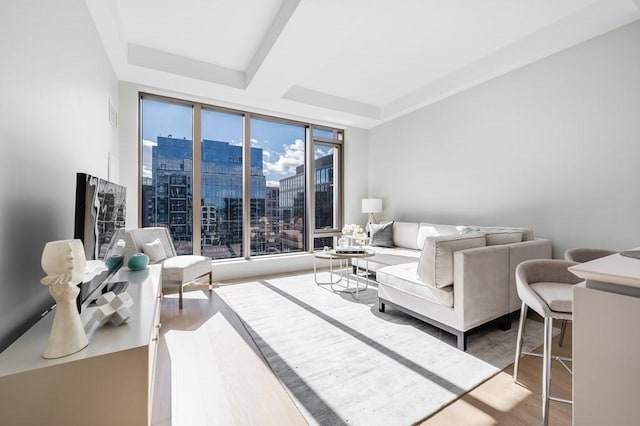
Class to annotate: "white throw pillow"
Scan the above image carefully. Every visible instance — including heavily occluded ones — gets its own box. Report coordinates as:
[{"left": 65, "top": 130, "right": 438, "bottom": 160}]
[
  {"left": 142, "top": 238, "right": 168, "bottom": 263},
  {"left": 416, "top": 233, "right": 486, "bottom": 288},
  {"left": 392, "top": 222, "right": 420, "bottom": 249}
]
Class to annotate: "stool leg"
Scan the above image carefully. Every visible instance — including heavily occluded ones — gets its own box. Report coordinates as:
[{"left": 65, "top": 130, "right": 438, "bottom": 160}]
[
  {"left": 558, "top": 319, "right": 567, "bottom": 347},
  {"left": 513, "top": 302, "right": 528, "bottom": 383},
  {"left": 542, "top": 317, "right": 553, "bottom": 426},
  {"left": 209, "top": 271, "right": 213, "bottom": 291},
  {"left": 179, "top": 285, "right": 183, "bottom": 310}
]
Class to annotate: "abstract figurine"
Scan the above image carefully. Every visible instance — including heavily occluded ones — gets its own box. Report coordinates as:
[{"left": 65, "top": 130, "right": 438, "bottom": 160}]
[{"left": 40, "top": 239, "right": 89, "bottom": 359}]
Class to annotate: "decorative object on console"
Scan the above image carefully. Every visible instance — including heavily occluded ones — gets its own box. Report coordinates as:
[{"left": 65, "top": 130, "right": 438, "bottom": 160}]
[
  {"left": 92, "top": 291, "right": 134, "bottom": 326},
  {"left": 127, "top": 253, "right": 150, "bottom": 271},
  {"left": 362, "top": 198, "right": 383, "bottom": 230},
  {"left": 40, "top": 239, "right": 89, "bottom": 359},
  {"left": 105, "top": 254, "right": 124, "bottom": 271},
  {"left": 105, "top": 238, "right": 126, "bottom": 271},
  {"left": 369, "top": 221, "right": 395, "bottom": 247}
]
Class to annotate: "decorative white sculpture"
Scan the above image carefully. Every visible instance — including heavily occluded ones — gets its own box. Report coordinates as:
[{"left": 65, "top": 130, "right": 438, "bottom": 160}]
[
  {"left": 93, "top": 291, "right": 134, "bottom": 326},
  {"left": 40, "top": 239, "right": 89, "bottom": 359}
]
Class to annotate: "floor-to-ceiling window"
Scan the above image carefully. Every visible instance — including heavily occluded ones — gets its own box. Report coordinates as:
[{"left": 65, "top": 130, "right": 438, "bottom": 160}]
[
  {"left": 140, "top": 93, "right": 343, "bottom": 259},
  {"left": 199, "top": 108, "right": 245, "bottom": 259},
  {"left": 312, "top": 127, "right": 342, "bottom": 250},
  {"left": 141, "top": 97, "right": 194, "bottom": 255},
  {"left": 250, "top": 117, "right": 307, "bottom": 256}
]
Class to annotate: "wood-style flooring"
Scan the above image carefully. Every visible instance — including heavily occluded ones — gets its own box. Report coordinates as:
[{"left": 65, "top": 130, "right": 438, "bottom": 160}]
[{"left": 151, "top": 279, "right": 572, "bottom": 426}]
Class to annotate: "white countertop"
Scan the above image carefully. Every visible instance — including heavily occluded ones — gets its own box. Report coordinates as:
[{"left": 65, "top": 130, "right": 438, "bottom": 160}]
[
  {"left": 0, "top": 265, "right": 161, "bottom": 377},
  {"left": 569, "top": 249, "right": 640, "bottom": 289}
]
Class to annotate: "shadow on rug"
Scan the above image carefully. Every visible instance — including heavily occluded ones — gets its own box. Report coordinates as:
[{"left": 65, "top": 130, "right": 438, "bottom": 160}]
[{"left": 220, "top": 272, "right": 549, "bottom": 426}]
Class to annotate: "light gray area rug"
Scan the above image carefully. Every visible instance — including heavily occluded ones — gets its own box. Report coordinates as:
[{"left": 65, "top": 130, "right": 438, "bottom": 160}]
[{"left": 219, "top": 272, "right": 547, "bottom": 426}]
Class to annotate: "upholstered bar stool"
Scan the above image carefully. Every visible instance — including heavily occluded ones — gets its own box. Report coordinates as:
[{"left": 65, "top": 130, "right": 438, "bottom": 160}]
[
  {"left": 559, "top": 248, "right": 617, "bottom": 346},
  {"left": 513, "top": 259, "right": 582, "bottom": 426},
  {"left": 564, "top": 247, "right": 617, "bottom": 263}
]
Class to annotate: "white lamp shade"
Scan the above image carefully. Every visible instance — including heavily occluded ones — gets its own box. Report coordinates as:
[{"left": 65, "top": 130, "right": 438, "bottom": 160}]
[{"left": 361, "top": 198, "right": 383, "bottom": 213}]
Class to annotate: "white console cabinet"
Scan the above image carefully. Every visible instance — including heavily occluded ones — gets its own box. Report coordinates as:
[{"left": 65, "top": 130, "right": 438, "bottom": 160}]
[
  {"left": 569, "top": 252, "right": 640, "bottom": 426},
  {"left": 0, "top": 265, "right": 162, "bottom": 426}
]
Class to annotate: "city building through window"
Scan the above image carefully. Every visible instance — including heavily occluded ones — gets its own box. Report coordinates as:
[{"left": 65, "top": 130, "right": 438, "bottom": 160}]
[{"left": 140, "top": 94, "right": 343, "bottom": 260}]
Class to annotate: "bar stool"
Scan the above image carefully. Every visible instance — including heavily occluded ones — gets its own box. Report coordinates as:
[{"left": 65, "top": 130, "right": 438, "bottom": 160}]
[
  {"left": 564, "top": 247, "right": 617, "bottom": 263},
  {"left": 559, "top": 248, "right": 617, "bottom": 346},
  {"left": 513, "top": 259, "right": 582, "bottom": 426}
]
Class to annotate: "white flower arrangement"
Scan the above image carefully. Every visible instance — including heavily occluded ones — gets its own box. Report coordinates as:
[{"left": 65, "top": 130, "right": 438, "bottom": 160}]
[
  {"left": 342, "top": 224, "right": 363, "bottom": 236},
  {"left": 342, "top": 224, "right": 368, "bottom": 246}
]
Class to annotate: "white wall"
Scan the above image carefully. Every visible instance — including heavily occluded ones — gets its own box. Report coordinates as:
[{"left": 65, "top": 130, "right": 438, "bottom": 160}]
[
  {"left": 0, "top": 0, "right": 118, "bottom": 349},
  {"left": 369, "top": 21, "right": 640, "bottom": 258},
  {"left": 118, "top": 83, "right": 369, "bottom": 281}
]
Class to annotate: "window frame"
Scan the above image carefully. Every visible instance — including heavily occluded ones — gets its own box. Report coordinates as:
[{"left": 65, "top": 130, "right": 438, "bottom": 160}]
[{"left": 139, "top": 92, "right": 344, "bottom": 259}]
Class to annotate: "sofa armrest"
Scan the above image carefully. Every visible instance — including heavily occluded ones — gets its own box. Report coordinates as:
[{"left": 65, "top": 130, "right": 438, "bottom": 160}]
[
  {"left": 507, "top": 238, "right": 553, "bottom": 311},
  {"left": 453, "top": 245, "right": 510, "bottom": 330}
]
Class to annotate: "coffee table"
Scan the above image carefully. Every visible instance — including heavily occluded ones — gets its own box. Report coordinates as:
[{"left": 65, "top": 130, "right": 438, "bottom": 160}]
[{"left": 313, "top": 248, "right": 375, "bottom": 299}]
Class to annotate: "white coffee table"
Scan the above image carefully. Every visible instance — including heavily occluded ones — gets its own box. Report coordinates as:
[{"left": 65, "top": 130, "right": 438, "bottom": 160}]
[{"left": 313, "top": 248, "right": 375, "bottom": 299}]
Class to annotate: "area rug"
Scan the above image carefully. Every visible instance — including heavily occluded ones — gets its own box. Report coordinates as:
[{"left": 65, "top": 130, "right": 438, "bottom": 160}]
[{"left": 219, "top": 272, "right": 547, "bottom": 426}]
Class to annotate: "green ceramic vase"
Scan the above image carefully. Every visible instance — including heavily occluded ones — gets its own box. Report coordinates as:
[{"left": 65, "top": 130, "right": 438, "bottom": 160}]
[
  {"left": 127, "top": 253, "right": 149, "bottom": 271},
  {"left": 105, "top": 255, "right": 124, "bottom": 272}
]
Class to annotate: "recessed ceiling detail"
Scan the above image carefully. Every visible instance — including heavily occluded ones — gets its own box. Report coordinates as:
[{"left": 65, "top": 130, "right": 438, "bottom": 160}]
[{"left": 85, "top": 0, "right": 640, "bottom": 129}]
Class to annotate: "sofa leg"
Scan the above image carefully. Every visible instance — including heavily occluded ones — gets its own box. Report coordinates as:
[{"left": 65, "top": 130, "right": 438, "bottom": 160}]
[
  {"left": 378, "top": 301, "right": 385, "bottom": 312},
  {"left": 501, "top": 313, "right": 512, "bottom": 331},
  {"left": 179, "top": 285, "right": 183, "bottom": 310},
  {"left": 208, "top": 271, "right": 213, "bottom": 291},
  {"left": 457, "top": 332, "right": 467, "bottom": 351}
]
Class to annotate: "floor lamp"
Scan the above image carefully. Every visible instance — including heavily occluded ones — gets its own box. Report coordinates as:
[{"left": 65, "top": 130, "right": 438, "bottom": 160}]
[{"left": 362, "top": 198, "right": 383, "bottom": 230}]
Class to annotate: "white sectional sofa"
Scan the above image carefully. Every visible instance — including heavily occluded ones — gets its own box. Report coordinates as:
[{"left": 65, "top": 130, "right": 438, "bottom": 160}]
[{"left": 364, "top": 221, "right": 551, "bottom": 350}]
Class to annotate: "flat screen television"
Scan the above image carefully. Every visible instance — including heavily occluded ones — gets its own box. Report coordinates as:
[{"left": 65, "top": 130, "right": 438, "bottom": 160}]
[{"left": 74, "top": 173, "right": 127, "bottom": 311}]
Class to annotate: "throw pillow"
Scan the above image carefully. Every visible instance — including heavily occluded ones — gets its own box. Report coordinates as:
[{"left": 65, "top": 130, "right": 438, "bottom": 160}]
[
  {"left": 142, "top": 238, "right": 168, "bottom": 263},
  {"left": 369, "top": 221, "right": 394, "bottom": 247},
  {"left": 416, "top": 233, "right": 486, "bottom": 288}
]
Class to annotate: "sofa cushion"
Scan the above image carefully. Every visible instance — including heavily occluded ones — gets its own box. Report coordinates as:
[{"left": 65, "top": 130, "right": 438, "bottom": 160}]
[
  {"left": 485, "top": 231, "right": 523, "bottom": 246},
  {"left": 369, "top": 221, "right": 394, "bottom": 247},
  {"left": 468, "top": 226, "right": 534, "bottom": 241},
  {"left": 417, "top": 223, "right": 466, "bottom": 249},
  {"left": 417, "top": 233, "right": 487, "bottom": 288},
  {"left": 377, "top": 262, "right": 454, "bottom": 308},
  {"left": 392, "top": 222, "right": 420, "bottom": 249},
  {"left": 358, "top": 246, "right": 421, "bottom": 271}
]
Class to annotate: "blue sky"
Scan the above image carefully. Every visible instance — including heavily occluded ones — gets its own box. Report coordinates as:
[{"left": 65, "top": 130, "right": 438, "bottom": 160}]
[{"left": 141, "top": 98, "right": 329, "bottom": 186}]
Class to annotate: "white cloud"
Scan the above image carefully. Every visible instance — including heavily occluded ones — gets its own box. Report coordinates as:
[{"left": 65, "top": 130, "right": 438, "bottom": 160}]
[
  {"left": 250, "top": 138, "right": 260, "bottom": 147},
  {"left": 263, "top": 139, "right": 305, "bottom": 175},
  {"left": 266, "top": 180, "right": 280, "bottom": 187},
  {"left": 263, "top": 150, "right": 272, "bottom": 159},
  {"left": 229, "top": 139, "right": 242, "bottom": 146},
  {"left": 143, "top": 139, "right": 157, "bottom": 147}
]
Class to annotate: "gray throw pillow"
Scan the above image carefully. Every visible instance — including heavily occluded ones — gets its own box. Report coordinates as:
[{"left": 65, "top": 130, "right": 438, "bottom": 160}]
[{"left": 370, "top": 221, "right": 394, "bottom": 247}]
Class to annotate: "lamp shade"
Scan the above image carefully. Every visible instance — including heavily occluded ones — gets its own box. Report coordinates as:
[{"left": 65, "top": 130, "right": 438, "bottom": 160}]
[{"left": 361, "top": 198, "right": 382, "bottom": 214}]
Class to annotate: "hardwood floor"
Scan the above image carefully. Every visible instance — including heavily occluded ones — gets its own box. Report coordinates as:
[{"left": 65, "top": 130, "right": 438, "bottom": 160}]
[
  {"left": 422, "top": 316, "right": 572, "bottom": 425},
  {"left": 152, "top": 280, "right": 572, "bottom": 426},
  {"left": 151, "top": 282, "right": 306, "bottom": 426}
]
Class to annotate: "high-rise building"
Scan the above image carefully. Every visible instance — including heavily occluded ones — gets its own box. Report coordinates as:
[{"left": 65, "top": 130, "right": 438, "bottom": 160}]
[
  {"left": 142, "top": 136, "right": 335, "bottom": 257},
  {"left": 143, "top": 136, "right": 265, "bottom": 256}
]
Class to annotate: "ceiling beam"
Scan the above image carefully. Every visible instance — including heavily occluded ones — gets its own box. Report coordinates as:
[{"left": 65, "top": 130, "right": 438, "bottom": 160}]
[
  {"left": 128, "top": 44, "right": 245, "bottom": 89},
  {"left": 245, "top": 0, "right": 301, "bottom": 89}
]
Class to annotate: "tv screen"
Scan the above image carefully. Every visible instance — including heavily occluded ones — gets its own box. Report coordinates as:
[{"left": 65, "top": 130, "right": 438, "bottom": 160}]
[{"left": 74, "top": 173, "right": 127, "bottom": 311}]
